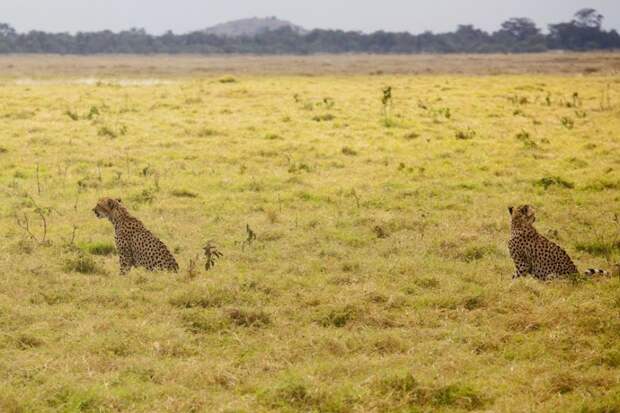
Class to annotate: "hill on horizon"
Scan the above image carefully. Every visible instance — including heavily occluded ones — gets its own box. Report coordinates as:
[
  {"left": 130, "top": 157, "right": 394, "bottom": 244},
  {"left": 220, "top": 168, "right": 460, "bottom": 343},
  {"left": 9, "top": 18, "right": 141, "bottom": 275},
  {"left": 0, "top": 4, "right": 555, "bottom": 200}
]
[{"left": 203, "top": 16, "right": 308, "bottom": 37}]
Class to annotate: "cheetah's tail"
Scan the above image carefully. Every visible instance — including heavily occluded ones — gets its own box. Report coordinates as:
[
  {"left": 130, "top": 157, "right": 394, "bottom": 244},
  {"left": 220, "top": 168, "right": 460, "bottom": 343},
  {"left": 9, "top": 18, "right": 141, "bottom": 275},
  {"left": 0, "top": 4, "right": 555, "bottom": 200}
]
[{"left": 583, "top": 268, "right": 609, "bottom": 276}]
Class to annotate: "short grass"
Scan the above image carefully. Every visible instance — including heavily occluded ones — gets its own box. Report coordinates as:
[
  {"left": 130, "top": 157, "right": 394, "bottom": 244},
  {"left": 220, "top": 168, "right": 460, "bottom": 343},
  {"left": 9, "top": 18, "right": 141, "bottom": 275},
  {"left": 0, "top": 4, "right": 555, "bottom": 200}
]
[{"left": 0, "top": 70, "right": 619, "bottom": 412}]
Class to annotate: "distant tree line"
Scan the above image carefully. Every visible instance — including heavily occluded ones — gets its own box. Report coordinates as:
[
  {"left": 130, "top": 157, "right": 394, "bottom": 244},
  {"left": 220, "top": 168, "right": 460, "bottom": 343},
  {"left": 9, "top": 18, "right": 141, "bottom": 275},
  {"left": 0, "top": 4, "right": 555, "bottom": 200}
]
[{"left": 0, "top": 9, "right": 618, "bottom": 54}]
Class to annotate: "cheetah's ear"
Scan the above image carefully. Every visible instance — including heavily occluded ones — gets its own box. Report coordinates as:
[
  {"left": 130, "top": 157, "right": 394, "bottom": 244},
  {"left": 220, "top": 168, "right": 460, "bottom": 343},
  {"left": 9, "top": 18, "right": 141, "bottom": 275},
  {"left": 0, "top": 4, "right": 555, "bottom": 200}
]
[
  {"left": 116, "top": 198, "right": 122, "bottom": 203},
  {"left": 524, "top": 205, "right": 535, "bottom": 217},
  {"left": 508, "top": 206, "right": 514, "bottom": 215}
]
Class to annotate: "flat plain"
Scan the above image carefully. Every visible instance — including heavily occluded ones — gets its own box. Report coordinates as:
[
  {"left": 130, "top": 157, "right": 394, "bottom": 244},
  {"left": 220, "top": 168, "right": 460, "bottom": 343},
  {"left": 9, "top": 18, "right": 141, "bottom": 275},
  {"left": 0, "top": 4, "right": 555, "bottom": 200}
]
[{"left": 0, "top": 54, "right": 619, "bottom": 412}]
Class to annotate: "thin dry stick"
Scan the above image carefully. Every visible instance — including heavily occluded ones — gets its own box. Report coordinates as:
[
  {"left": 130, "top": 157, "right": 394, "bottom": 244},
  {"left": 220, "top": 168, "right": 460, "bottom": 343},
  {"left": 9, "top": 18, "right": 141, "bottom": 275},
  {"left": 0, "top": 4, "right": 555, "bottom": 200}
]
[
  {"left": 69, "top": 225, "right": 77, "bottom": 246},
  {"left": 37, "top": 208, "right": 47, "bottom": 243},
  {"left": 16, "top": 212, "right": 47, "bottom": 244},
  {"left": 36, "top": 163, "right": 41, "bottom": 195},
  {"left": 16, "top": 213, "right": 36, "bottom": 240},
  {"left": 242, "top": 225, "right": 256, "bottom": 251}
]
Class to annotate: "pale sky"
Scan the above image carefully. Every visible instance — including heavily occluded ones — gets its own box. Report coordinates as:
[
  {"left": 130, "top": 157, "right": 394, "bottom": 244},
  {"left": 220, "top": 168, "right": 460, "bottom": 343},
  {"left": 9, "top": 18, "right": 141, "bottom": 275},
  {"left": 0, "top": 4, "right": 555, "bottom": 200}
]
[{"left": 1, "top": 0, "right": 619, "bottom": 34}]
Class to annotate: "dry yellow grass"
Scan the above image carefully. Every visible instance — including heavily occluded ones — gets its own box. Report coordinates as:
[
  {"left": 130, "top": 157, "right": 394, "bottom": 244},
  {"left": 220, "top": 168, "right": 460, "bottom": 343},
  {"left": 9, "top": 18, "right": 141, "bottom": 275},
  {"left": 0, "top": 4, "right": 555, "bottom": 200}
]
[{"left": 0, "top": 56, "right": 619, "bottom": 412}]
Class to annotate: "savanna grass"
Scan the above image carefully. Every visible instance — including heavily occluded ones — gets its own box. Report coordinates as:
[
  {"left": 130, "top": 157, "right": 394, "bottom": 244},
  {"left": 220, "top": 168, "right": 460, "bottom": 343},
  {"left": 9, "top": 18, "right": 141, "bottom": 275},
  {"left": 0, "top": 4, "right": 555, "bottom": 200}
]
[{"left": 0, "top": 66, "right": 618, "bottom": 412}]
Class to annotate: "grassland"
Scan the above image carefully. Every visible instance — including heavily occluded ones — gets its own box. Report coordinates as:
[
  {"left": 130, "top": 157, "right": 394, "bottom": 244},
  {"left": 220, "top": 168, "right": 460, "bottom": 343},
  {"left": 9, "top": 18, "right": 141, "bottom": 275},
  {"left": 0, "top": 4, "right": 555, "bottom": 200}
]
[
  {"left": 1, "top": 52, "right": 620, "bottom": 77},
  {"left": 0, "top": 55, "right": 619, "bottom": 412}
]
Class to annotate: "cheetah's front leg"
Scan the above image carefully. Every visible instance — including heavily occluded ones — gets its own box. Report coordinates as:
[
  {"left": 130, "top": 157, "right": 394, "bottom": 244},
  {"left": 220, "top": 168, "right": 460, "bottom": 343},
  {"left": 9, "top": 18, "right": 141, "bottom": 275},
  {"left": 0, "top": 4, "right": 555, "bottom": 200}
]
[
  {"left": 119, "top": 251, "right": 134, "bottom": 275},
  {"left": 116, "top": 236, "right": 134, "bottom": 275},
  {"left": 512, "top": 255, "right": 530, "bottom": 279}
]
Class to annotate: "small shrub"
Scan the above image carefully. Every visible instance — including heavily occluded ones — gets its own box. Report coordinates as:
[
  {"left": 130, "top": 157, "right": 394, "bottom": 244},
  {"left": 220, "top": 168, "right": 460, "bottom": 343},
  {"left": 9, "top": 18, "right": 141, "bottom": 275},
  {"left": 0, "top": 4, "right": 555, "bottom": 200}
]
[
  {"left": 414, "top": 277, "right": 439, "bottom": 289},
  {"left": 16, "top": 334, "right": 44, "bottom": 349},
  {"left": 458, "top": 245, "right": 498, "bottom": 262},
  {"left": 404, "top": 131, "right": 419, "bottom": 140},
  {"left": 431, "top": 384, "right": 485, "bottom": 410},
  {"left": 218, "top": 76, "right": 237, "bottom": 83},
  {"left": 265, "top": 133, "right": 282, "bottom": 140},
  {"left": 515, "top": 130, "right": 538, "bottom": 148},
  {"left": 322, "top": 97, "right": 335, "bottom": 108},
  {"left": 63, "top": 253, "right": 103, "bottom": 274},
  {"left": 263, "top": 377, "right": 315, "bottom": 409},
  {"left": 87, "top": 106, "right": 100, "bottom": 119},
  {"left": 197, "top": 127, "right": 217, "bottom": 138},
  {"left": 65, "top": 110, "right": 79, "bottom": 121},
  {"left": 382, "top": 118, "right": 398, "bottom": 128},
  {"left": 463, "top": 295, "right": 486, "bottom": 310},
  {"left": 226, "top": 307, "right": 271, "bottom": 327},
  {"left": 374, "top": 372, "right": 425, "bottom": 402},
  {"left": 79, "top": 241, "right": 116, "bottom": 256},
  {"left": 341, "top": 146, "right": 357, "bottom": 156},
  {"left": 97, "top": 126, "right": 116, "bottom": 138},
  {"left": 508, "top": 95, "right": 529, "bottom": 105},
  {"left": 312, "top": 113, "right": 335, "bottom": 122},
  {"left": 438, "top": 107, "right": 451, "bottom": 119},
  {"left": 560, "top": 116, "right": 575, "bottom": 129},
  {"left": 373, "top": 225, "right": 389, "bottom": 239},
  {"left": 381, "top": 86, "right": 393, "bottom": 126},
  {"left": 129, "top": 188, "right": 156, "bottom": 204},
  {"left": 318, "top": 305, "right": 357, "bottom": 328},
  {"left": 0, "top": 146, "right": 7, "bottom": 153},
  {"left": 455, "top": 128, "right": 476, "bottom": 140},
  {"left": 535, "top": 176, "right": 574, "bottom": 190},
  {"left": 288, "top": 162, "right": 311, "bottom": 173},
  {"left": 141, "top": 165, "right": 154, "bottom": 177},
  {"left": 171, "top": 189, "right": 198, "bottom": 198}
]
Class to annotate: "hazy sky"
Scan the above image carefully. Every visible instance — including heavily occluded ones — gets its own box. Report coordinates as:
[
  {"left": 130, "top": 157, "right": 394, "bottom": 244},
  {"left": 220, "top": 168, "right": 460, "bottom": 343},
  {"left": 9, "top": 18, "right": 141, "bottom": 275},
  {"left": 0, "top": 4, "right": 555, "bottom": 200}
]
[{"left": 1, "top": 0, "right": 619, "bottom": 34}]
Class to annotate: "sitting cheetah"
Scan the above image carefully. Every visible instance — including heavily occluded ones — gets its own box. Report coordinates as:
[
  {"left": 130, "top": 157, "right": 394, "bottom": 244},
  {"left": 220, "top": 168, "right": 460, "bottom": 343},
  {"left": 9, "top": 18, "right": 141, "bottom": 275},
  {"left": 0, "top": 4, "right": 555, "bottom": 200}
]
[
  {"left": 93, "top": 197, "right": 179, "bottom": 274},
  {"left": 508, "top": 205, "right": 608, "bottom": 280}
]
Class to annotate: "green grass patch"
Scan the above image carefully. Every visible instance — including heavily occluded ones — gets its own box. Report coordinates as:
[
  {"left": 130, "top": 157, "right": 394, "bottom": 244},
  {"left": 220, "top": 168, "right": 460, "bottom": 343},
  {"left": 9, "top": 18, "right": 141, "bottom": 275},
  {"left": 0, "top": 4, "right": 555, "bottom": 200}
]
[
  {"left": 535, "top": 176, "right": 575, "bottom": 190},
  {"left": 78, "top": 241, "right": 116, "bottom": 256},
  {"left": 575, "top": 240, "right": 620, "bottom": 257}
]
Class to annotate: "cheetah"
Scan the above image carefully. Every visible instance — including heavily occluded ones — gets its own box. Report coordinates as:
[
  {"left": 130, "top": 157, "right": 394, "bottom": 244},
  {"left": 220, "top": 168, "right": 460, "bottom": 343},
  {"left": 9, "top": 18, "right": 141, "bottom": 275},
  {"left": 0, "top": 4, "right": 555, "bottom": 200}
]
[
  {"left": 93, "top": 197, "right": 179, "bottom": 274},
  {"left": 508, "top": 204, "right": 608, "bottom": 280}
]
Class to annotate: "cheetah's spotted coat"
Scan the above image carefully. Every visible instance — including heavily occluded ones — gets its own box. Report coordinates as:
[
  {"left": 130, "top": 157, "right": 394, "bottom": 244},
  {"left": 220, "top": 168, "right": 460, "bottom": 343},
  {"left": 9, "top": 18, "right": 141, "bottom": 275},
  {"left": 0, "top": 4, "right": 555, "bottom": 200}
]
[
  {"left": 93, "top": 198, "right": 179, "bottom": 274},
  {"left": 508, "top": 205, "right": 607, "bottom": 280}
]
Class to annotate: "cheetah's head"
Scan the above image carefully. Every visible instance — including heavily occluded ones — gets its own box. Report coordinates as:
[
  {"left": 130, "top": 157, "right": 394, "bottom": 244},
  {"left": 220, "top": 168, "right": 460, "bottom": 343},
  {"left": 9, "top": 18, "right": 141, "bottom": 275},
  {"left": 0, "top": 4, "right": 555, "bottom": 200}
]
[
  {"left": 508, "top": 204, "right": 536, "bottom": 228},
  {"left": 93, "top": 197, "right": 123, "bottom": 220}
]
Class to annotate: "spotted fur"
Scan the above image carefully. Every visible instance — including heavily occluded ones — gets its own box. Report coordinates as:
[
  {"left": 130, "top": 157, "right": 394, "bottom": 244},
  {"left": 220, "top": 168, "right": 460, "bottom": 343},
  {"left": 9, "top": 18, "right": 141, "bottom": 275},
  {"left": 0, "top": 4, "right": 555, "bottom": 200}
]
[
  {"left": 93, "top": 197, "right": 179, "bottom": 274},
  {"left": 508, "top": 205, "right": 608, "bottom": 280}
]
